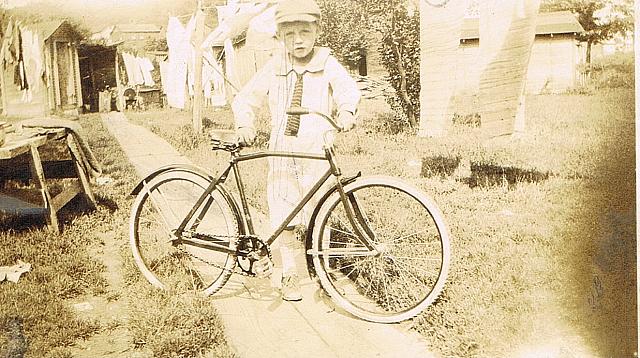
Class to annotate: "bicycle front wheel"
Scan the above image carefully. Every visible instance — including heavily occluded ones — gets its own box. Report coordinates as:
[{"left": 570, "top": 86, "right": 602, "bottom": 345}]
[
  {"left": 130, "top": 170, "right": 240, "bottom": 296},
  {"left": 311, "top": 176, "right": 450, "bottom": 323}
]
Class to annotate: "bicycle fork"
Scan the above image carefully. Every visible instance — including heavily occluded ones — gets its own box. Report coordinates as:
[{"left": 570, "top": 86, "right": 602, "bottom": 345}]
[{"left": 325, "top": 147, "right": 379, "bottom": 254}]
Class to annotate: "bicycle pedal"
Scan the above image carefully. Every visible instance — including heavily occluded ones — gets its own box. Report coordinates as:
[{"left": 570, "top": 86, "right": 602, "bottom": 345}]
[{"left": 253, "top": 256, "right": 274, "bottom": 278}]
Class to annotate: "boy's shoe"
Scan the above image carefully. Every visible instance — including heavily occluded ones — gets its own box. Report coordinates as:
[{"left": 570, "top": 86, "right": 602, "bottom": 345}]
[{"left": 281, "top": 274, "right": 303, "bottom": 301}]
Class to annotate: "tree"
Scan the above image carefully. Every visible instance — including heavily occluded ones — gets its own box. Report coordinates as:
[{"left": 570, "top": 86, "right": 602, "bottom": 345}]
[
  {"left": 363, "top": 0, "right": 420, "bottom": 128},
  {"left": 379, "top": 5, "right": 420, "bottom": 128},
  {"left": 317, "top": 0, "right": 368, "bottom": 71},
  {"left": 540, "top": 0, "right": 633, "bottom": 63},
  {"left": 318, "top": 0, "right": 420, "bottom": 128}
]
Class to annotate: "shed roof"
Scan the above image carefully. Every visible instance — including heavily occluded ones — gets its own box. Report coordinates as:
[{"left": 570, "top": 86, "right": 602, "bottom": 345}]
[
  {"left": 460, "top": 10, "right": 584, "bottom": 40},
  {"left": 31, "top": 20, "right": 84, "bottom": 41}
]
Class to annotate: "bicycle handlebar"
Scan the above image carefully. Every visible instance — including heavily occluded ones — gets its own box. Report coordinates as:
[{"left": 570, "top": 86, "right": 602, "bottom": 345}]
[
  {"left": 286, "top": 106, "right": 343, "bottom": 132},
  {"left": 215, "top": 107, "right": 343, "bottom": 151}
]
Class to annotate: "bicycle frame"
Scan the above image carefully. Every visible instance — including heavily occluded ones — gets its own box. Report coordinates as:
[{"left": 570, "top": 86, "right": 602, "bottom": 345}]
[{"left": 173, "top": 144, "right": 378, "bottom": 256}]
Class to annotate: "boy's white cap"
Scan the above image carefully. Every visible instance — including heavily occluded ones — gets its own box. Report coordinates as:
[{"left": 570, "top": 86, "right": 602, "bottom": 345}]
[{"left": 275, "top": 0, "right": 321, "bottom": 24}]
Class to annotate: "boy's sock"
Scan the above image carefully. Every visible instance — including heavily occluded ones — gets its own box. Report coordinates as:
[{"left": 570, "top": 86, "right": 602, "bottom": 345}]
[
  {"left": 279, "top": 229, "right": 302, "bottom": 301},
  {"left": 279, "top": 229, "right": 298, "bottom": 276}
]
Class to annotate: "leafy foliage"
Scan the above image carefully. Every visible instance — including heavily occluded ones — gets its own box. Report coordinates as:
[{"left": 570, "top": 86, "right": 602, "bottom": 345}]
[
  {"left": 540, "top": 0, "right": 633, "bottom": 62},
  {"left": 317, "top": 0, "right": 368, "bottom": 70},
  {"left": 316, "top": 0, "right": 421, "bottom": 128},
  {"left": 379, "top": 6, "right": 420, "bottom": 128}
]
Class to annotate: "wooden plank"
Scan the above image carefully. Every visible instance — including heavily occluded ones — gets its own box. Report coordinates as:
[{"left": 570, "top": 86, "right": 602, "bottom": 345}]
[
  {"left": 73, "top": 46, "right": 83, "bottom": 107},
  {"left": 53, "top": 41, "right": 61, "bottom": 107},
  {"left": 51, "top": 180, "right": 81, "bottom": 211},
  {"left": 0, "top": 136, "right": 47, "bottom": 159},
  {"left": 0, "top": 130, "right": 95, "bottom": 231},
  {"left": 66, "top": 134, "right": 96, "bottom": 208},
  {"left": 28, "top": 144, "right": 59, "bottom": 233}
]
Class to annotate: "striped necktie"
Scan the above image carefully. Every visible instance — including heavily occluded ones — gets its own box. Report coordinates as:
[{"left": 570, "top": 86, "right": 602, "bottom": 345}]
[{"left": 284, "top": 72, "right": 304, "bottom": 137}]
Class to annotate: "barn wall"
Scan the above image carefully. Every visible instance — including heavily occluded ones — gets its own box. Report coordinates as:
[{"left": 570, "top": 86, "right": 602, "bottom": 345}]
[
  {"left": 454, "top": 34, "right": 580, "bottom": 96},
  {"left": 525, "top": 34, "right": 578, "bottom": 93}
]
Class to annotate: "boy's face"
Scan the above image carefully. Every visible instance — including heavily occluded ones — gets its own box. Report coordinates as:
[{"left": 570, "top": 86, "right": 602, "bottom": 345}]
[{"left": 277, "top": 21, "right": 318, "bottom": 60}]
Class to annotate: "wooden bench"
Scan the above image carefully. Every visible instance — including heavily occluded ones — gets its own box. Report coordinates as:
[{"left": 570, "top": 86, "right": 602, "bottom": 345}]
[{"left": 0, "top": 128, "right": 97, "bottom": 233}]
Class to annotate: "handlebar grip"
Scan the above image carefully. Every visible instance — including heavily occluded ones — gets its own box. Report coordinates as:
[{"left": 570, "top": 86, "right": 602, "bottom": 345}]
[
  {"left": 286, "top": 106, "right": 343, "bottom": 131},
  {"left": 286, "top": 106, "right": 310, "bottom": 116}
]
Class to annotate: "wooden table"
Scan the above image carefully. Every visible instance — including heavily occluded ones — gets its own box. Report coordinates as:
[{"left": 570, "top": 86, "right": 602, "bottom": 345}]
[{"left": 0, "top": 128, "right": 97, "bottom": 233}]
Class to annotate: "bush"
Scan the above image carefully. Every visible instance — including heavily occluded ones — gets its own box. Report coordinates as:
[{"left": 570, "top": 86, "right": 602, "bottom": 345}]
[{"left": 589, "top": 52, "right": 635, "bottom": 89}]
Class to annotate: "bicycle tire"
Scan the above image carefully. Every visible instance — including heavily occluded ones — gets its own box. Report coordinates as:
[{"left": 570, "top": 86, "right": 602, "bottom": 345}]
[
  {"left": 311, "top": 176, "right": 451, "bottom": 323},
  {"left": 130, "top": 170, "right": 240, "bottom": 296}
]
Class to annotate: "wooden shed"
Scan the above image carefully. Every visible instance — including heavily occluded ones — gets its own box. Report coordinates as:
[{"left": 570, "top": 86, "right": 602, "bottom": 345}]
[
  {"left": 456, "top": 11, "right": 585, "bottom": 95},
  {"left": 0, "top": 20, "right": 84, "bottom": 117}
]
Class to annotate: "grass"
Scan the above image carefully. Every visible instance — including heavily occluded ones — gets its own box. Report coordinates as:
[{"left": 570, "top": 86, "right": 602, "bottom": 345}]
[
  {"left": 127, "top": 284, "right": 234, "bottom": 358},
  {"left": 0, "top": 113, "right": 236, "bottom": 357},
  {"left": 127, "top": 89, "right": 635, "bottom": 357}
]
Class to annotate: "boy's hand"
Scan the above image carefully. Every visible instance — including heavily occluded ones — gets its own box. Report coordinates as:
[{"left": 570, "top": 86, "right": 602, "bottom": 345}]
[
  {"left": 236, "top": 127, "right": 256, "bottom": 146},
  {"left": 338, "top": 111, "right": 357, "bottom": 132}
]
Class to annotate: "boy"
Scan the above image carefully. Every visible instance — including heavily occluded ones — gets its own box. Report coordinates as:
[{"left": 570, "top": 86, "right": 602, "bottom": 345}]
[{"left": 232, "top": 0, "right": 361, "bottom": 301}]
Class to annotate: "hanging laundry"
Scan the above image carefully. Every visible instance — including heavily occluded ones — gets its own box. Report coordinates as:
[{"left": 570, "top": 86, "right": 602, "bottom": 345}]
[
  {"left": 122, "top": 52, "right": 142, "bottom": 86},
  {"left": 165, "top": 16, "right": 194, "bottom": 109},
  {"left": 3, "top": 20, "right": 15, "bottom": 64},
  {"left": 8, "top": 20, "right": 19, "bottom": 65},
  {"left": 20, "top": 27, "right": 42, "bottom": 102},
  {"left": 133, "top": 57, "right": 145, "bottom": 85},
  {"left": 159, "top": 59, "right": 169, "bottom": 91},
  {"left": 140, "top": 57, "right": 155, "bottom": 86},
  {"left": 224, "top": 38, "right": 239, "bottom": 95},
  {"left": 203, "top": 50, "right": 226, "bottom": 106},
  {"left": 13, "top": 25, "right": 28, "bottom": 91},
  {"left": 30, "top": 31, "right": 43, "bottom": 92}
]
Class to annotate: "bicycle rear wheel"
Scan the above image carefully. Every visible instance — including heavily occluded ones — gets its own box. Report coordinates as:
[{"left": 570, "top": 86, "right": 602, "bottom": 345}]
[
  {"left": 311, "top": 176, "right": 450, "bottom": 323},
  {"left": 130, "top": 170, "right": 240, "bottom": 296}
]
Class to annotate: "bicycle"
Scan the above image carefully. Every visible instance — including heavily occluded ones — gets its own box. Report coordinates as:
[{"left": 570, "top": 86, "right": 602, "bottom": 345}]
[{"left": 129, "top": 107, "right": 451, "bottom": 323}]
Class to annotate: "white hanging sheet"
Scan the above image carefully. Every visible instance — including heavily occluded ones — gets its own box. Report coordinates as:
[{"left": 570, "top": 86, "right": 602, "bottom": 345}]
[{"left": 165, "top": 16, "right": 195, "bottom": 109}]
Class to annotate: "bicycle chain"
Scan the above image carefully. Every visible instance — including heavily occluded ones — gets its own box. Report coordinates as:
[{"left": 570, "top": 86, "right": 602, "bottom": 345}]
[{"left": 175, "top": 232, "right": 272, "bottom": 278}]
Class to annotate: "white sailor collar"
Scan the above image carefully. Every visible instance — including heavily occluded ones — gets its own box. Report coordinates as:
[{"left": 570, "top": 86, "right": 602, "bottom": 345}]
[{"left": 275, "top": 47, "right": 332, "bottom": 76}]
